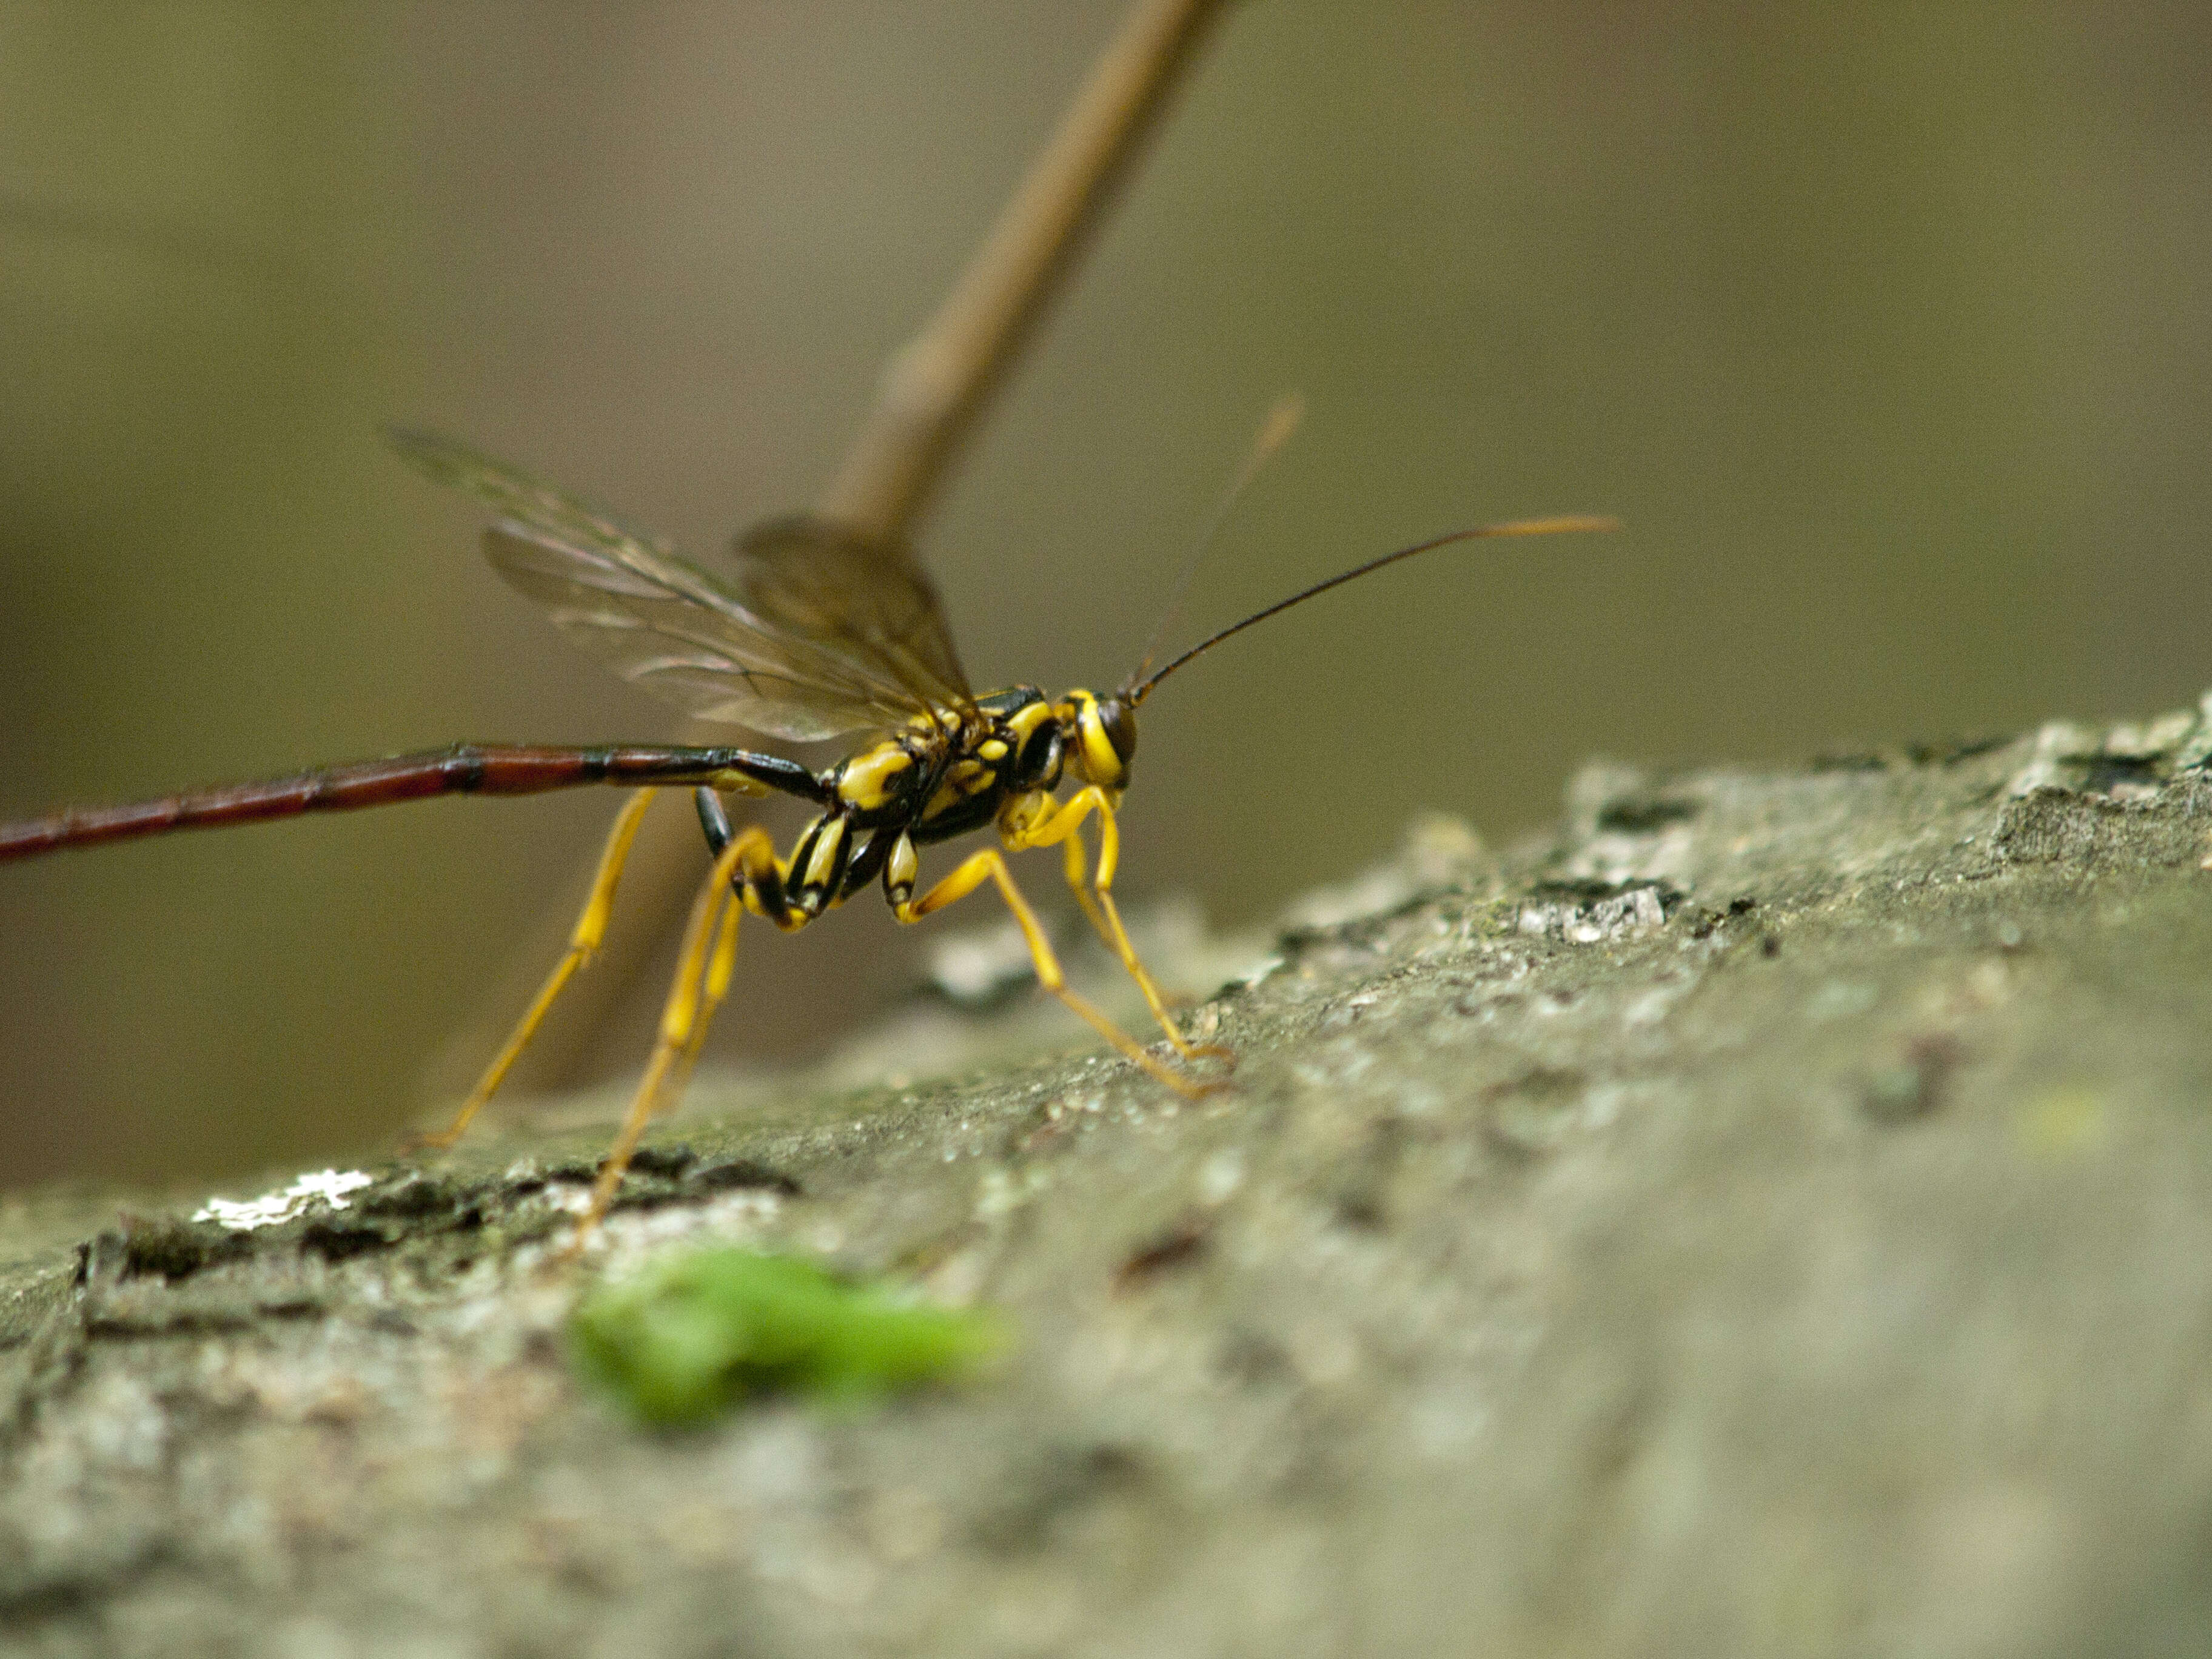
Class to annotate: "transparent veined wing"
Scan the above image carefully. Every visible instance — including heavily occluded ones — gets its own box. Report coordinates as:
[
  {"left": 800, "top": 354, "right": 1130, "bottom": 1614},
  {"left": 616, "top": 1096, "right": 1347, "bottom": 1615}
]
[
  {"left": 389, "top": 429, "right": 933, "bottom": 742},
  {"left": 481, "top": 522, "right": 930, "bottom": 740},
  {"left": 734, "top": 515, "right": 974, "bottom": 715}
]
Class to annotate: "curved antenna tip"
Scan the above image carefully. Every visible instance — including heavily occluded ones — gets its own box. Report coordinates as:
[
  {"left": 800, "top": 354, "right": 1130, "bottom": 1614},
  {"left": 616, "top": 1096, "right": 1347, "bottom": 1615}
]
[
  {"left": 1479, "top": 514, "right": 1622, "bottom": 537},
  {"left": 1125, "top": 510, "right": 1619, "bottom": 704}
]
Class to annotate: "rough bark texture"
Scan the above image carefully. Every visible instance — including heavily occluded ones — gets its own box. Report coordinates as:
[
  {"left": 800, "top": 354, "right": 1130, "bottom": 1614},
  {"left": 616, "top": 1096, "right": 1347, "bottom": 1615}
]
[{"left": 5, "top": 695, "right": 2212, "bottom": 1658}]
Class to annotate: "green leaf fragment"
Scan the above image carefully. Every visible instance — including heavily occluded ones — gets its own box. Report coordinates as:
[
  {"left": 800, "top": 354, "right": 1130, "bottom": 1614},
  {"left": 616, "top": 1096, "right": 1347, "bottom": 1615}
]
[{"left": 568, "top": 1247, "right": 1007, "bottom": 1425}]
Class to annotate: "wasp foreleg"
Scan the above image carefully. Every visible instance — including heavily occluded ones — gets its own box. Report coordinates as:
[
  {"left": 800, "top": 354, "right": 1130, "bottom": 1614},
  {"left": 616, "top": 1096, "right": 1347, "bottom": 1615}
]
[
  {"left": 1008, "top": 787, "right": 1231, "bottom": 1064},
  {"left": 896, "top": 845, "right": 1216, "bottom": 1099}
]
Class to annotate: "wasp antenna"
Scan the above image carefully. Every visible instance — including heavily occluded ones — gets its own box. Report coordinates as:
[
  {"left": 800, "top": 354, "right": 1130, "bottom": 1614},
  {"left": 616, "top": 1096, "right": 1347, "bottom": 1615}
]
[
  {"left": 1124, "top": 513, "right": 1620, "bottom": 705},
  {"left": 1126, "top": 392, "right": 1306, "bottom": 689}
]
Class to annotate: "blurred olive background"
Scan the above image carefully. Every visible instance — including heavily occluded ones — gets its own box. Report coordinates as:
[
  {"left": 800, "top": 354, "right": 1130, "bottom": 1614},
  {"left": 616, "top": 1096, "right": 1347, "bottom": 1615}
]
[{"left": 2, "top": 3, "right": 2207, "bottom": 1192}]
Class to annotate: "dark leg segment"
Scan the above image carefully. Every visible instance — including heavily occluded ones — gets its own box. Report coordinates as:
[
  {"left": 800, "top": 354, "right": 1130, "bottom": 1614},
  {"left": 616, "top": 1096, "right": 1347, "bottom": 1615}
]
[{"left": 695, "top": 786, "right": 803, "bottom": 923}]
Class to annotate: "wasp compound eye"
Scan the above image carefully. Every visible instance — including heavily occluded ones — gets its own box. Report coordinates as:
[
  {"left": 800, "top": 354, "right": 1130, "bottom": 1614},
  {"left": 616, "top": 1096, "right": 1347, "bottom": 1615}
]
[
  {"left": 1068, "top": 691, "right": 1134, "bottom": 786},
  {"left": 1097, "top": 695, "right": 1137, "bottom": 765}
]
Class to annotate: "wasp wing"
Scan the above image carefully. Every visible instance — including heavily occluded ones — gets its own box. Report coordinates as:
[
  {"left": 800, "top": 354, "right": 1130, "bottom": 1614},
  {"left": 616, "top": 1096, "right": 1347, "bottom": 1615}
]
[
  {"left": 734, "top": 514, "right": 975, "bottom": 715},
  {"left": 482, "top": 522, "right": 931, "bottom": 740},
  {"left": 389, "top": 428, "right": 927, "bottom": 742}
]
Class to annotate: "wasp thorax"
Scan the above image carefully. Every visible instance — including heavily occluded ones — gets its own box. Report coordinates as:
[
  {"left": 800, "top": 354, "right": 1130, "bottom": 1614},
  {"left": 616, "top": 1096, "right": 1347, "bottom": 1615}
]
[
  {"left": 1062, "top": 689, "right": 1137, "bottom": 789},
  {"left": 986, "top": 689, "right": 1062, "bottom": 791}
]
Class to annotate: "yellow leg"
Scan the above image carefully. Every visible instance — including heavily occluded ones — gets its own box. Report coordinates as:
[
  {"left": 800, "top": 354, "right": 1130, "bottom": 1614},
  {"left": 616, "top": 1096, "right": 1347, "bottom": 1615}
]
[
  {"left": 679, "top": 893, "right": 743, "bottom": 1081},
  {"left": 418, "top": 789, "right": 657, "bottom": 1152},
  {"left": 575, "top": 829, "right": 773, "bottom": 1239},
  {"left": 897, "top": 845, "right": 1218, "bottom": 1100},
  {"left": 1059, "top": 827, "right": 1115, "bottom": 950},
  {"left": 1016, "top": 788, "right": 1230, "bottom": 1064}
]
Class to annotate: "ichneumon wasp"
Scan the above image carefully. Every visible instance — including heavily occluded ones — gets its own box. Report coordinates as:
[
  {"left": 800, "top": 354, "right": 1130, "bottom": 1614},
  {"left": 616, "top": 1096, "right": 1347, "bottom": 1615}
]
[{"left": 0, "top": 427, "right": 1614, "bottom": 1238}]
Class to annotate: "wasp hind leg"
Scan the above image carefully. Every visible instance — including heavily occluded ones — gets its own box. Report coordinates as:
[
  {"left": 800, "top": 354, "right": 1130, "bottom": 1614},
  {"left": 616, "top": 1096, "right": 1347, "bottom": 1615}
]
[
  {"left": 414, "top": 788, "right": 658, "bottom": 1153},
  {"left": 572, "top": 825, "right": 780, "bottom": 1244},
  {"left": 896, "top": 845, "right": 1219, "bottom": 1101}
]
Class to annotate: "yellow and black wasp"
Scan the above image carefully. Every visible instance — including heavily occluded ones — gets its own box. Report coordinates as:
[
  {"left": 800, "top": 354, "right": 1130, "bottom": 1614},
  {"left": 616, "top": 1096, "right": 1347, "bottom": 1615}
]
[{"left": 0, "top": 427, "right": 1612, "bottom": 1232}]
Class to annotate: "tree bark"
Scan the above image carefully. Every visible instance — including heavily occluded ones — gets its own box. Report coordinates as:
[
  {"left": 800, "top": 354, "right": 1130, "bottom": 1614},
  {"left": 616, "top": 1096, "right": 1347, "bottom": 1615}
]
[{"left": 5, "top": 692, "right": 2211, "bottom": 1657}]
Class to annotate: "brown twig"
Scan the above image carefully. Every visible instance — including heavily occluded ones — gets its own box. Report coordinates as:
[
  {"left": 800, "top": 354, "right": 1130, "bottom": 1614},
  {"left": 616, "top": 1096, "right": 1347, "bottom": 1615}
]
[
  {"left": 419, "top": 0, "right": 1233, "bottom": 1109},
  {"left": 820, "top": 0, "right": 1231, "bottom": 545}
]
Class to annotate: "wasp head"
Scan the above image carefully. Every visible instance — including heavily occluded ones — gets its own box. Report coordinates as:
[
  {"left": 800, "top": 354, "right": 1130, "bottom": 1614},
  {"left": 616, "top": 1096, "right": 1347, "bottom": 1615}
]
[{"left": 1059, "top": 689, "right": 1138, "bottom": 792}]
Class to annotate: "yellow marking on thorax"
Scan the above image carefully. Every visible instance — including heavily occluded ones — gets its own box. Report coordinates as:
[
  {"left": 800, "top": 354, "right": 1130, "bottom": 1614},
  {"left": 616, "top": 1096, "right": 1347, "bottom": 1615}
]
[
  {"left": 905, "top": 705, "right": 965, "bottom": 736},
  {"left": 947, "top": 759, "right": 996, "bottom": 796},
  {"left": 977, "top": 738, "right": 1009, "bottom": 762},
  {"left": 1005, "top": 700, "right": 1053, "bottom": 742},
  {"left": 837, "top": 742, "right": 914, "bottom": 811}
]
